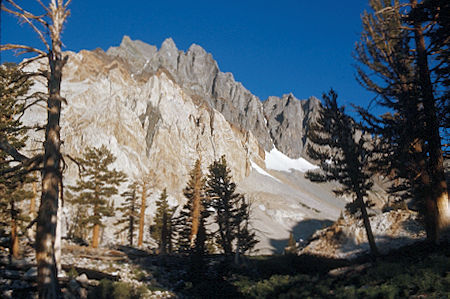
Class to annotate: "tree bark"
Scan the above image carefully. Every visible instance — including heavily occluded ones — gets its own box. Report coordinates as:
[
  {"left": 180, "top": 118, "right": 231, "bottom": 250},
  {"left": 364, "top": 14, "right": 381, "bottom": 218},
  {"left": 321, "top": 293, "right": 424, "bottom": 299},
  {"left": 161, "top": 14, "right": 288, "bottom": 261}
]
[
  {"left": 190, "top": 182, "right": 201, "bottom": 248},
  {"left": 412, "top": 0, "right": 449, "bottom": 242},
  {"left": 36, "top": 51, "right": 65, "bottom": 299},
  {"left": 357, "top": 194, "right": 378, "bottom": 257},
  {"left": 92, "top": 223, "right": 100, "bottom": 249},
  {"left": 138, "top": 182, "right": 147, "bottom": 247}
]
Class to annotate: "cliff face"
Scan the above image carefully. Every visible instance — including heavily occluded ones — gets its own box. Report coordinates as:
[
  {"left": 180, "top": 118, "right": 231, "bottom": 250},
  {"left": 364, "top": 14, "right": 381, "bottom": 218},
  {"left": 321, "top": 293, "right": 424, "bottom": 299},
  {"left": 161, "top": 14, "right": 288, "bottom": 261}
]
[
  {"left": 106, "top": 36, "right": 320, "bottom": 158},
  {"left": 20, "top": 37, "right": 364, "bottom": 253}
]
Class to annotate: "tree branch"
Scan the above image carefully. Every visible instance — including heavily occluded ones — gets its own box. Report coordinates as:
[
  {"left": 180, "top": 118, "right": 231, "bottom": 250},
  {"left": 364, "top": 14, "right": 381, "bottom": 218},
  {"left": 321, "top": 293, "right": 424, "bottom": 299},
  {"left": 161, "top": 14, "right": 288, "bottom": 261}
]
[{"left": 0, "top": 44, "right": 47, "bottom": 56}]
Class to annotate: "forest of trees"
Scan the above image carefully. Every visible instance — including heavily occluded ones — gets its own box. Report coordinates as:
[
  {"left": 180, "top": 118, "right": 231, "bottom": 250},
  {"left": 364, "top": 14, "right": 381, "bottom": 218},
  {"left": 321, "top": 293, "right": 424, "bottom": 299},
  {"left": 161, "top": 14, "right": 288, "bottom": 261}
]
[{"left": 0, "top": 0, "right": 448, "bottom": 298}]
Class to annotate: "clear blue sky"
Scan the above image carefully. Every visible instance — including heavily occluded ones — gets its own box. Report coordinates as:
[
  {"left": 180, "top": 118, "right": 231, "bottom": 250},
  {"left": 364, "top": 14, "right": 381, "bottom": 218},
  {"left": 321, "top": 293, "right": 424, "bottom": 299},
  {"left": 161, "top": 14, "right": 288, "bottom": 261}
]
[{"left": 2, "top": 0, "right": 377, "bottom": 112}]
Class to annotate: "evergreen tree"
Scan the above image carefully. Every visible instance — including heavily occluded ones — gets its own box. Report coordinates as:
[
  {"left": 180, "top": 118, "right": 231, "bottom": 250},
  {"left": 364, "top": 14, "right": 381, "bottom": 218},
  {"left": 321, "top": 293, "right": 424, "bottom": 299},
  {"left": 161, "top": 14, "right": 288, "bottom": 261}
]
[
  {"left": 68, "top": 145, "right": 127, "bottom": 248},
  {"left": 355, "top": 0, "right": 449, "bottom": 242},
  {"left": 2, "top": 1, "right": 73, "bottom": 295},
  {"left": 0, "top": 64, "right": 35, "bottom": 260},
  {"left": 115, "top": 181, "right": 139, "bottom": 246},
  {"left": 206, "top": 155, "right": 257, "bottom": 255},
  {"left": 175, "top": 159, "right": 210, "bottom": 254},
  {"left": 306, "top": 90, "right": 378, "bottom": 256},
  {"left": 136, "top": 171, "right": 155, "bottom": 247},
  {"left": 150, "top": 188, "right": 175, "bottom": 254}
]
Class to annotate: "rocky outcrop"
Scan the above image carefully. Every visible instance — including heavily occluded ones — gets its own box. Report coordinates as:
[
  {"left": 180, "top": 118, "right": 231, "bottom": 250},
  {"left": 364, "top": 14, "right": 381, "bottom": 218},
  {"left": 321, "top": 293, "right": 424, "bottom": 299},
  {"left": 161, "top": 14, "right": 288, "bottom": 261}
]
[
  {"left": 263, "top": 94, "right": 321, "bottom": 158},
  {"left": 301, "top": 210, "right": 426, "bottom": 259},
  {"left": 107, "top": 36, "right": 274, "bottom": 152}
]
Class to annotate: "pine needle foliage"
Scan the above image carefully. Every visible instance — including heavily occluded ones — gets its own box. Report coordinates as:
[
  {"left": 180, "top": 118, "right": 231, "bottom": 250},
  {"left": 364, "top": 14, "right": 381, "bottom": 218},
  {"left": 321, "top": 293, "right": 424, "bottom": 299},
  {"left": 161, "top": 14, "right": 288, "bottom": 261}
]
[
  {"left": 354, "top": 0, "right": 449, "bottom": 242},
  {"left": 115, "top": 181, "right": 140, "bottom": 246},
  {"left": 68, "top": 145, "right": 127, "bottom": 248},
  {"left": 206, "top": 155, "right": 257, "bottom": 255},
  {"left": 150, "top": 188, "right": 175, "bottom": 254},
  {"left": 305, "top": 90, "right": 378, "bottom": 256},
  {"left": 0, "top": 64, "right": 35, "bottom": 259},
  {"left": 175, "top": 159, "right": 210, "bottom": 255}
]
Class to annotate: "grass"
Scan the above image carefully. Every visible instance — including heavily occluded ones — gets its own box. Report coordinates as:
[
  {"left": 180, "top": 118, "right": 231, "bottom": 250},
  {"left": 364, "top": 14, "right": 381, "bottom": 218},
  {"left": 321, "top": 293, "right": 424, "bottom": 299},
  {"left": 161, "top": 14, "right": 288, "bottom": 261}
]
[{"left": 230, "top": 241, "right": 450, "bottom": 298}]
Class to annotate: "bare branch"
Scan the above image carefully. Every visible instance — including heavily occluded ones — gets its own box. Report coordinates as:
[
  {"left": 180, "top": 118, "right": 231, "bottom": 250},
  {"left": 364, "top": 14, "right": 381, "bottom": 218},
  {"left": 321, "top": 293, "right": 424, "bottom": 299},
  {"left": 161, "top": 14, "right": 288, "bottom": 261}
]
[
  {"left": 0, "top": 138, "right": 29, "bottom": 162},
  {"left": 3, "top": 0, "right": 49, "bottom": 26},
  {"left": 1, "top": 44, "right": 47, "bottom": 56},
  {"left": 36, "top": 0, "right": 51, "bottom": 14},
  {"left": 2, "top": 6, "right": 50, "bottom": 51}
]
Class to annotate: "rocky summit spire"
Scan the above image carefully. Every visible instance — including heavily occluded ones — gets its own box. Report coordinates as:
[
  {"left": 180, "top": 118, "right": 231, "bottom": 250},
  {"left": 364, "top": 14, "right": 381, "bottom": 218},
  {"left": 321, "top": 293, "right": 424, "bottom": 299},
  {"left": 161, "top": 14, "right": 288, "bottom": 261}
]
[{"left": 106, "top": 36, "right": 322, "bottom": 158}]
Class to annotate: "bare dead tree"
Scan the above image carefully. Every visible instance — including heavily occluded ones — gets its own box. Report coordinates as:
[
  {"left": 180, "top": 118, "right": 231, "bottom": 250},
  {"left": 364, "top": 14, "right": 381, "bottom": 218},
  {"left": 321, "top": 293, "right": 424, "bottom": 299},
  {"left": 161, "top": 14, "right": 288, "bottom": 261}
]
[{"left": 1, "top": 1, "right": 71, "bottom": 298}]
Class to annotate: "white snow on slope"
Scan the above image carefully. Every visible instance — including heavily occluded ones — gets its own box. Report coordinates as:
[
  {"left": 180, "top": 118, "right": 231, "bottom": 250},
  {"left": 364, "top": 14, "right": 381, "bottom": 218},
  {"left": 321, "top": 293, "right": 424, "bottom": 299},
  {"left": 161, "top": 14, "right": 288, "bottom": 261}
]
[
  {"left": 265, "top": 147, "right": 318, "bottom": 173},
  {"left": 250, "top": 160, "right": 281, "bottom": 182}
]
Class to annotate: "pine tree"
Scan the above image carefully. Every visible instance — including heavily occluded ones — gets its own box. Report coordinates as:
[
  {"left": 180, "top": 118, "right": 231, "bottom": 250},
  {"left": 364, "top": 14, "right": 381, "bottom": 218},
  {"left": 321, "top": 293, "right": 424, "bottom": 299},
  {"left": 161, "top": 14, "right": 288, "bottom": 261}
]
[
  {"left": 0, "top": 64, "right": 35, "bottom": 260},
  {"left": 355, "top": 0, "right": 449, "bottom": 243},
  {"left": 115, "top": 181, "right": 139, "bottom": 246},
  {"left": 306, "top": 90, "right": 378, "bottom": 256},
  {"left": 136, "top": 171, "right": 155, "bottom": 247},
  {"left": 150, "top": 189, "right": 175, "bottom": 254},
  {"left": 1, "top": 1, "right": 72, "bottom": 295},
  {"left": 206, "top": 155, "right": 257, "bottom": 256},
  {"left": 175, "top": 159, "right": 210, "bottom": 254},
  {"left": 68, "top": 145, "right": 127, "bottom": 248}
]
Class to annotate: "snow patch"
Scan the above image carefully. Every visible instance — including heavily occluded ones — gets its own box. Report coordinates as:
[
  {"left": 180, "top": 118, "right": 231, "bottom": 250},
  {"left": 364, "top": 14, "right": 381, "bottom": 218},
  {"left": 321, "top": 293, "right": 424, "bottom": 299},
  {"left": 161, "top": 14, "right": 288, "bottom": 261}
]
[
  {"left": 258, "top": 204, "right": 266, "bottom": 211},
  {"left": 265, "top": 147, "right": 318, "bottom": 173},
  {"left": 250, "top": 160, "right": 281, "bottom": 182}
]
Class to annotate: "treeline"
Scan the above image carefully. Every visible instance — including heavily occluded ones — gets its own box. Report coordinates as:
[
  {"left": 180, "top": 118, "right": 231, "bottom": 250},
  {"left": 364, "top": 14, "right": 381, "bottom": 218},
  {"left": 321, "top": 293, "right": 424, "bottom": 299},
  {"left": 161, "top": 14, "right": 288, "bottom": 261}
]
[{"left": 65, "top": 145, "right": 257, "bottom": 257}]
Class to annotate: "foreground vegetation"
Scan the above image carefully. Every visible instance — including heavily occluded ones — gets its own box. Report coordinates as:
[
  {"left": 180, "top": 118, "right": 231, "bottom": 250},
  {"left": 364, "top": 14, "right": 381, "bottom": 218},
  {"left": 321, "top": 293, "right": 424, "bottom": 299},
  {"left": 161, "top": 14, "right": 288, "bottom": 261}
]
[{"left": 85, "top": 241, "right": 449, "bottom": 298}]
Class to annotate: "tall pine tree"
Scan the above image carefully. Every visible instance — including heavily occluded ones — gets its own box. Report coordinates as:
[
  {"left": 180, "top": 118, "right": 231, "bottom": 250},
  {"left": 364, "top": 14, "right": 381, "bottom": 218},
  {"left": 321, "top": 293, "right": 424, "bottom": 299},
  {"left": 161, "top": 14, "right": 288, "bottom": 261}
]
[
  {"left": 206, "top": 155, "right": 257, "bottom": 256},
  {"left": 175, "top": 159, "right": 210, "bottom": 254},
  {"left": 355, "top": 0, "right": 449, "bottom": 242},
  {"left": 306, "top": 90, "right": 378, "bottom": 256},
  {"left": 150, "top": 188, "right": 175, "bottom": 254},
  {"left": 0, "top": 64, "right": 35, "bottom": 260},
  {"left": 115, "top": 181, "right": 139, "bottom": 246},
  {"left": 68, "top": 145, "right": 127, "bottom": 248}
]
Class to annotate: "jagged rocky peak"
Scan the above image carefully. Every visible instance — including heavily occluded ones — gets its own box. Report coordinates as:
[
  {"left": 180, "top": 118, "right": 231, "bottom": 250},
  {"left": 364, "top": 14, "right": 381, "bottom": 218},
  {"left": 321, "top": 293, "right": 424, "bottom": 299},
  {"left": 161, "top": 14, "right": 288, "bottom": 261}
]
[
  {"left": 263, "top": 94, "right": 321, "bottom": 159},
  {"left": 106, "top": 36, "right": 274, "bottom": 152}
]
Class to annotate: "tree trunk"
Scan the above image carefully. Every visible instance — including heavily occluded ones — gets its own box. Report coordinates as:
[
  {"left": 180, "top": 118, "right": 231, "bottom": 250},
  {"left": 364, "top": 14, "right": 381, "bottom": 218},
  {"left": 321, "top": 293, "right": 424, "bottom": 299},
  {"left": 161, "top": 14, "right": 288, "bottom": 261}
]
[
  {"left": 55, "top": 196, "right": 62, "bottom": 274},
  {"left": 36, "top": 49, "right": 65, "bottom": 299},
  {"left": 412, "top": 1, "right": 449, "bottom": 242},
  {"left": 31, "top": 181, "right": 37, "bottom": 217},
  {"left": 92, "top": 223, "right": 100, "bottom": 249},
  {"left": 190, "top": 186, "right": 201, "bottom": 248},
  {"left": 11, "top": 201, "right": 20, "bottom": 260},
  {"left": 357, "top": 195, "right": 378, "bottom": 257},
  {"left": 138, "top": 182, "right": 147, "bottom": 247}
]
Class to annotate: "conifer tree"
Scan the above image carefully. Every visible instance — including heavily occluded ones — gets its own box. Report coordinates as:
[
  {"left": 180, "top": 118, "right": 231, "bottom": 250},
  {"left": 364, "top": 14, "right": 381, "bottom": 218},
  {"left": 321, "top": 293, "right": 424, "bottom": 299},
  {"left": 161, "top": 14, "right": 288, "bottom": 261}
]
[
  {"left": 0, "top": 64, "right": 35, "bottom": 260},
  {"left": 1, "top": 1, "right": 72, "bottom": 295},
  {"left": 150, "top": 188, "right": 175, "bottom": 254},
  {"left": 175, "top": 159, "right": 210, "bottom": 254},
  {"left": 355, "top": 0, "right": 449, "bottom": 242},
  {"left": 206, "top": 155, "right": 257, "bottom": 255},
  {"left": 115, "top": 181, "right": 139, "bottom": 246},
  {"left": 306, "top": 90, "right": 378, "bottom": 256},
  {"left": 68, "top": 145, "right": 127, "bottom": 248},
  {"left": 136, "top": 171, "right": 155, "bottom": 247}
]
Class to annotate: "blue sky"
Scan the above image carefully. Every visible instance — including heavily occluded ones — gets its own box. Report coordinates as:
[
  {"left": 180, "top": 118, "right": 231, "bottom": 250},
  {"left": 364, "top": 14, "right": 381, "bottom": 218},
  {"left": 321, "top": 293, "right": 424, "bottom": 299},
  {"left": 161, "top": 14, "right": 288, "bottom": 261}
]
[{"left": 2, "top": 0, "right": 377, "bottom": 113}]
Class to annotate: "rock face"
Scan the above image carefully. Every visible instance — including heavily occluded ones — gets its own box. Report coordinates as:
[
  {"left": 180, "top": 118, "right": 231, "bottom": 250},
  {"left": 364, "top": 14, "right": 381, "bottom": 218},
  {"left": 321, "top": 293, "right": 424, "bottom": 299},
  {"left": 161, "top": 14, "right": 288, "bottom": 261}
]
[
  {"left": 263, "top": 94, "right": 321, "bottom": 158},
  {"left": 301, "top": 210, "right": 426, "bottom": 259},
  {"left": 107, "top": 36, "right": 316, "bottom": 156}
]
